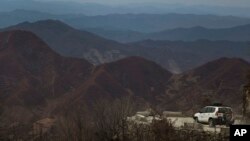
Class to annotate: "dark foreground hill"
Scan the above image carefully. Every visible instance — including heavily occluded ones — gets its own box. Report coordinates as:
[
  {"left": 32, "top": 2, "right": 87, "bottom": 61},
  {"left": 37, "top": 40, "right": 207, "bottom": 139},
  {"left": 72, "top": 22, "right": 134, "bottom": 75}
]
[
  {"left": 0, "top": 30, "right": 173, "bottom": 123},
  {"left": 0, "top": 30, "right": 93, "bottom": 123}
]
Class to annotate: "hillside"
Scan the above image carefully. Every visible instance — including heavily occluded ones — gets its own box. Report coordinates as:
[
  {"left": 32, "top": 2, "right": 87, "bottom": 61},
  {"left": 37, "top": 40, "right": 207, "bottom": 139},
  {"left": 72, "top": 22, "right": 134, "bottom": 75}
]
[
  {"left": 131, "top": 40, "right": 250, "bottom": 73},
  {"left": 0, "top": 30, "right": 93, "bottom": 123},
  {"left": 0, "top": 30, "right": 174, "bottom": 124},
  {"left": 4, "top": 20, "right": 130, "bottom": 65},
  {"left": 67, "top": 56, "right": 172, "bottom": 105},
  {"left": 59, "top": 57, "right": 250, "bottom": 115},
  {"left": 0, "top": 31, "right": 249, "bottom": 124},
  {"left": 161, "top": 58, "right": 250, "bottom": 113}
]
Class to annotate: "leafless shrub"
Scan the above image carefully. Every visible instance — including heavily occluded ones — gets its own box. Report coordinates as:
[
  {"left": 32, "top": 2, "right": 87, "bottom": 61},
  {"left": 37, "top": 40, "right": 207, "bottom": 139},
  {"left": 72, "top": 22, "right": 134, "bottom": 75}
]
[
  {"left": 0, "top": 96, "right": 230, "bottom": 141},
  {"left": 54, "top": 105, "right": 95, "bottom": 141},
  {"left": 92, "top": 96, "right": 135, "bottom": 141}
]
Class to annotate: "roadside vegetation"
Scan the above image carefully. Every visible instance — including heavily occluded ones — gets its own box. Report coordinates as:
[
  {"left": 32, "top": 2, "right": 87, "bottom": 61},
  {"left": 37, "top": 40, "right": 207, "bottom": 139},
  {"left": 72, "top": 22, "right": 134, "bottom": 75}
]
[{"left": 0, "top": 96, "right": 230, "bottom": 141}]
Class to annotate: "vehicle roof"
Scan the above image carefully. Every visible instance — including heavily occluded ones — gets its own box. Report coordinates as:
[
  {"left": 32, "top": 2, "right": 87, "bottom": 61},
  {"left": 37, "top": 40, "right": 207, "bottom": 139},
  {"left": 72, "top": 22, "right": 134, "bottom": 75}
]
[{"left": 205, "top": 106, "right": 232, "bottom": 108}]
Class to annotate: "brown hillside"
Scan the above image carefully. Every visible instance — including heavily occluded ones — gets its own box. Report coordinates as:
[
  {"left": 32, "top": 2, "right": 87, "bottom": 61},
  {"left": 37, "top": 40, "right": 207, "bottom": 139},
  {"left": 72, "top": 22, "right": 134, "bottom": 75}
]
[
  {"left": 163, "top": 58, "right": 250, "bottom": 113},
  {"left": 62, "top": 56, "right": 173, "bottom": 109},
  {"left": 0, "top": 30, "right": 93, "bottom": 123}
]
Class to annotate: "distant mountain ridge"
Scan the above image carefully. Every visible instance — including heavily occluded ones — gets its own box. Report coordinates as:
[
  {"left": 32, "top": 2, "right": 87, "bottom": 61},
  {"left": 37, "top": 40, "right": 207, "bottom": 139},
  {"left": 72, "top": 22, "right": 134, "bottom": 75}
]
[
  {"left": 130, "top": 39, "right": 250, "bottom": 73},
  {"left": 1, "top": 0, "right": 250, "bottom": 16},
  {"left": 87, "top": 24, "right": 250, "bottom": 42},
  {"left": 1, "top": 10, "right": 250, "bottom": 32},
  {"left": 63, "top": 13, "right": 250, "bottom": 32},
  {"left": 148, "top": 24, "right": 250, "bottom": 41},
  {"left": 2, "top": 20, "right": 250, "bottom": 73},
  {"left": 3, "top": 20, "right": 130, "bottom": 65}
]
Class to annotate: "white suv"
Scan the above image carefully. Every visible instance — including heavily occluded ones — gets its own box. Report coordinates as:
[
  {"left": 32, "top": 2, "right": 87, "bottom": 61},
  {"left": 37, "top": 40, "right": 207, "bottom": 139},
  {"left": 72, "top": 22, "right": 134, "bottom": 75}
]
[{"left": 193, "top": 106, "right": 234, "bottom": 127}]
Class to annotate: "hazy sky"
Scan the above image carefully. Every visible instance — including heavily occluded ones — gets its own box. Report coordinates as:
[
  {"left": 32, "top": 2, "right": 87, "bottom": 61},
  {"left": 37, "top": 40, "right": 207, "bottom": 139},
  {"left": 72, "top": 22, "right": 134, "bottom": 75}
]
[{"left": 41, "top": 0, "right": 250, "bottom": 6}]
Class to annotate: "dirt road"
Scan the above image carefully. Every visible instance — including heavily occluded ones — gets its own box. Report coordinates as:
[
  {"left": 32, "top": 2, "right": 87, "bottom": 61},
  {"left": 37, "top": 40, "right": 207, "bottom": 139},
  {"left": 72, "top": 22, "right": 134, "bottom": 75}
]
[{"left": 166, "top": 117, "right": 231, "bottom": 133}]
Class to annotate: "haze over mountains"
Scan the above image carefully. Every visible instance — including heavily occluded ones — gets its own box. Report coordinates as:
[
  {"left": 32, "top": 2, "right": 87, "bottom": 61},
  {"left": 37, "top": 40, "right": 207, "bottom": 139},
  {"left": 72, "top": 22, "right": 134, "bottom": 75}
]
[
  {"left": 130, "top": 40, "right": 250, "bottom": 73},
  {"left": 1, "top": 0, "right": 250, "bottom": 17},
  {"left": 64, "top": 13, "right": 250, "bottom": 32},
  {"left": 88, "top": 24, "right": 250, "bottom": 42},
  {"left": 2, "top": 9, "right": 250, "bottom": 44},
  {"left": 2, "top": 20, "right": 250, "bottom": 73},
  {"left": 2, "top": 10, "right": 250, "bottom": 32}
]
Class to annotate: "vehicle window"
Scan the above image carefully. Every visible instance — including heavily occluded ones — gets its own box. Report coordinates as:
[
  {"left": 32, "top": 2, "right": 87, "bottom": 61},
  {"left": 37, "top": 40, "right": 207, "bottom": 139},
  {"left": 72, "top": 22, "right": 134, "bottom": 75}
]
[
  {"left": 200, "top": 107, "right": 207, "bottom": 113},
  {"left": 206, "top": 107, "right": 211, "bottom": 113},
  {"left": 211, "top": 108, "right": 215, "bottom": 113},
  {"left": 207, "top": 107, "right": 215, "bottom": 113},
  {"left": 218, "top": 108, "right": 232, "bottom": 113}
]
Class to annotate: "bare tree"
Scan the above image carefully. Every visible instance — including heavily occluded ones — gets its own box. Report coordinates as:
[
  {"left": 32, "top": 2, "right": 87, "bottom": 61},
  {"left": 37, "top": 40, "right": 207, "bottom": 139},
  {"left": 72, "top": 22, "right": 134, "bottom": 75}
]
[
  {"left": 55, "top": 104, "right": 94, "bottom": 141},
  {"left": 92, "top": 96, "right": 135, "bottom": 141},
  {"left": 243, "top": 72, "right": 250, "bottom": 122}
]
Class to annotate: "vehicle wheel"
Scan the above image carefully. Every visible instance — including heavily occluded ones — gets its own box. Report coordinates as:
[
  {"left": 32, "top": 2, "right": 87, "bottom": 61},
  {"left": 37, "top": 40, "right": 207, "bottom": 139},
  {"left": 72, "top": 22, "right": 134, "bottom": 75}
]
[
  {"left": 209, "top": 119, "right": 215, "bottom": 127},
  {"left": 226, "top": 120, "right": 234, "bottom": 127},
  {"left": 194, "top": 117, "right": 199, "bottom": 123}
]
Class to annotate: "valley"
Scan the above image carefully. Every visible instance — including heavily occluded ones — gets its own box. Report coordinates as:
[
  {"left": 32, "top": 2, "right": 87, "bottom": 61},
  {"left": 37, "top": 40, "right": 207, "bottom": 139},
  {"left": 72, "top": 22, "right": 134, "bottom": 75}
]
[{"left": 0, "top": 1, "right": 250, "bottom": 140}]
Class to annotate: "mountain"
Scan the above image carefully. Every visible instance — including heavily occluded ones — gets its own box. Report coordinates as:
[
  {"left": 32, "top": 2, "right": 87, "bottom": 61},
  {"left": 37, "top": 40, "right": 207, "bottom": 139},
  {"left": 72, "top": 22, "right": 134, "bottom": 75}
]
[
  {"left": 1, "top": 0, "right": 250, "bottom": 17},
  {"left": 61, "top": 56, "right": 250, "bottom": 114},
  {"left": 87, "top": 24, "right": 250, "bottom": 42},
  {"left": 0, "top": 10, "right": 58, "bottom": 28},
  {"left": 0, "top": 31, "right": 249, "bottom": 124},
  {"left": 0, "top": 30, "right": 93, "bottom": 123},
  {"left": 130, "top": 40, "right": 250, "bottom": 73},
  {"left": 161, "top": 58, "right": 250, "bottom": 113},
  {"left": 68, "top": 13, "right": 250, "bottom": 32},
  {"left": 67, "top": 57, "right": 250, "bottom": 114},
  {"left": 147, "top": 24, "right": 250, "bottom": 41},
  {"left": 2, "top": 10, "right": 250, "bottom": 32},
  {"left": 0, "top": 30, "right": 172, "bottom": 125},
  {"left": 3, "top": 20, "right": 250, "bottom": 73},
  {"left": 0, "top": 0, "right": 114, "bottom": 15},
  {"left": 3, "top": 20, "right": 130, "bottom": 65},
  {"left": 68, "top": 56, "right": 172, "bottom": 104},
  {"left": 0, "top": 30, "right": 249, "bottom": 140},
  {"left": 85, "top": 28, "right": 144, "bottom": 43},
  {"left": 55, "top": 56, "right": 173, "bottom": 113}
]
